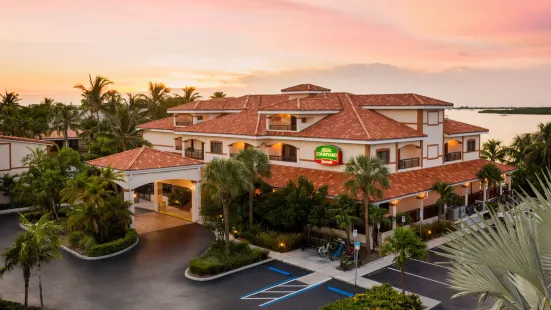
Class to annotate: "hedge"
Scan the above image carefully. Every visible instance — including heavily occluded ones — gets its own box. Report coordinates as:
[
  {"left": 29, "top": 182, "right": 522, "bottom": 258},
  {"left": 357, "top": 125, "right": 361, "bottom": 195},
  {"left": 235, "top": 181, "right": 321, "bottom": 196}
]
[
  {"left": 0, "top": 298, "right": 40, "bottom": 310},
  {"left": 236, "top": 225, "right": 303, "bottom": 252},
  {"left": 189, "top": 241, "right": 269, "bottom": 276},
  {"left": 321, "top": 283, "right": 422, "bottom": 310},
  {"left": 85, "top": 229, "right": 138, "bottom": 257}
]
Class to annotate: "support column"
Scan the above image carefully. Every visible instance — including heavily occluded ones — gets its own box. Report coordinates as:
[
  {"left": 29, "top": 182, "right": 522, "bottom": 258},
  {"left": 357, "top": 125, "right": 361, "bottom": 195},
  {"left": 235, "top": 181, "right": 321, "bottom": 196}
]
[
  {"left": 191, "top": 182, "right": 201, "bottom": 223},
  {"left": 419, "top": 198, "right": 424, "bottom": 223},
  {"left": 153, "top": 181, "right": 161, "bottom": 212},
  {"left": 391, "top": 204, "right": 397, "bottom": 230},
  {"left": 508, "top": 176, "right": 512, "bottom": 192},
  {"left": 483, "top": 183, "right": 487, "bottom": 202},
  {"left": 125, "top": 189, "right": 135, "bottom": 229},
  {"left": 464, "top": 186, "right": 469, "bottom": 206},
  {"left": 500, "top": 182, "right": 503, "bottom": 195}
]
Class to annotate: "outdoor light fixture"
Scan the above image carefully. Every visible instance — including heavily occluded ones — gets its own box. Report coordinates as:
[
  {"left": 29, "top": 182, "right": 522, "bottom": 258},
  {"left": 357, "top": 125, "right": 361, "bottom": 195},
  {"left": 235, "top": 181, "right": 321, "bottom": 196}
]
[
  {"left": 391, "top": 200, "right": 399, "bottom": 205},
  {"left": 428, "top": 230, "right": 432, "bottom": 235},
  {"left": 190, "top": 185, "right": 195, "bottom": 191},
  {"left": 463, "top": 182, "right": 470, "bottom": 187},
  {"left": 234, "top": 230, "right": 238, "bottom": 234},
  {"left": 416, "top": 193, "right": 426, "bottom": 199},
  {"left": 279, "top": 242, "right": 285, "bottom": 248}
]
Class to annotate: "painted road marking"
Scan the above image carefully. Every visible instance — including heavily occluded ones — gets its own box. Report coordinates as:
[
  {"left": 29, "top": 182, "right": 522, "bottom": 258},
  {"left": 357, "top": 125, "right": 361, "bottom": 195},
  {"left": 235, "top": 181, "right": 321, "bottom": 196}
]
[
  {"left": 278, "top": 285, "right": 309, "bottom": 287},
  {"left": 388, "top": 268, "right": 450, "bottom": 287},
  {"left": 327, "top": 286, "right": 354, "bottom": 297},
  {"left": 239, "top": 277, "right": 298, "bottom": 299},
  {"left": 259, "top": 278, "right": 331, "bottom": 307},
  {"left": 268, "top": 266, "right": 291, "bottom": 276},
  {"left": 411, "top": 258, "right": 449, "bottom": 269}
]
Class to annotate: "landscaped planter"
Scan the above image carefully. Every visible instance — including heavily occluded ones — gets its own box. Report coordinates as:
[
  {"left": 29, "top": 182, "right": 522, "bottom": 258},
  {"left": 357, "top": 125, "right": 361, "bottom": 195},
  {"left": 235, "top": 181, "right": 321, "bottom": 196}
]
[{"left": 185, "top": 258, "right": 274, "bottom": 281}]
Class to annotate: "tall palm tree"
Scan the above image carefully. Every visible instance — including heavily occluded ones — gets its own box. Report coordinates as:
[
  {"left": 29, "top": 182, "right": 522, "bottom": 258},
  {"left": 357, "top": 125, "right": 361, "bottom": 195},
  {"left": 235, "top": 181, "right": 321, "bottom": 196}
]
[
  {"left": 0, "top": 232, "right": 37, "bottom": 307},
  {"left": 102, "top": 104, "right": 151, "bottom": 151},
  {"left": 508, "top": 133, "right": 535, "bottom": 166},
  {"left": 51, "top": 103, "right": 80, "bottom": 148},
  {"left": 526, "top": 122, "right": 551, "bottom": 169},
  {"left": 202, "top": 158, "right": 253, "bottom": 255},
  {"left": 235, "top": 148, "right": 271, "bottom": 226},
  {"left": 430, "top": 181, "right": 461, "bottom": 219},
  {"left": 74, "top": 75, "right": 113, "bottom": 133},
  {"left": 41, "top": 97, "right": 55, "bottom": 106},
  {"left": 330, "top": 194, "right": 362, "bottom": 244},
  {"left": 380, "top": 227, "right": 427, "bottom": 294},
  {"left": 480, "top": 139, "right": 507, "bottom": 163},
  {"left": 368, "top": 204, "right": 391, "bottom": 248},
  {"left": 180, "top": 85, "right": 202, "bottom": 103},
  {"left": 145, "top": 82, "right": 171, "bottom": 120},
  {"left": 0, "top": 173, "right": 18, "bottom": 207},
  {"left": 439, "top": 170, "right": 551, "bottom": 309},
  {"left": 344, "top": 155, "right": 390, "bottom": 254},
  {"left": 210, "top": 91, "right": 227, "bottom": 99},
  {"left": 124, "top": 93, "right": 148, "bottom": 118},
  {"left": 0, "top": 91, "right": 21, "bottom": 106},
  {"left": 476, "top": 163, "right": 504, "bottom": 199},
  {"left": 21, "top": 214, "right": 62, "bottom": 310}
]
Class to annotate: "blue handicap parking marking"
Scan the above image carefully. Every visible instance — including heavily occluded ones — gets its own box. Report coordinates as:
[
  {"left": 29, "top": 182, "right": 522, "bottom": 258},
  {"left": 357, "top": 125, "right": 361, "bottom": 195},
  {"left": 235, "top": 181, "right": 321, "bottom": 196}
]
[
  {"left": 268, "top": 266, "right": 291, "bottom": 276},
  {"left": 327, "top": 286, "right": 354, "bottom": 297}
]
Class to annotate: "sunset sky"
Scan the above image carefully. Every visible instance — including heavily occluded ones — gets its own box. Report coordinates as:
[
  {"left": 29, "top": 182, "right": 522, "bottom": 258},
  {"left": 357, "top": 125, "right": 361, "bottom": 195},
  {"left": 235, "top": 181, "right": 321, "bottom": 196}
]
[{"left": 1, "top": 0, "right": 551, "bottom": 106}]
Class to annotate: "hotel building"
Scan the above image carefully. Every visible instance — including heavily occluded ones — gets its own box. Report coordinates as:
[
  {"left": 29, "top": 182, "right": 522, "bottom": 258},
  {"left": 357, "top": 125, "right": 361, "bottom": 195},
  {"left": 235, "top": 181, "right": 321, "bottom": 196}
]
[{"left": 131, "top": 84, "right": 515, "bottom": 238}]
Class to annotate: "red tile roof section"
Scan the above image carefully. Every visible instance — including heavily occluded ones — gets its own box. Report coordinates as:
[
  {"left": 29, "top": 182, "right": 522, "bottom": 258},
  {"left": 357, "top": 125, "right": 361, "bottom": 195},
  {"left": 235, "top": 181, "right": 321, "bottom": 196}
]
[
  {"left": 444, "top": 119, "right": 489, "bottom": 135},
  {"left": 352, "top": 94, "right": 453, "bottom": 107},
  {"left": 0, "top": 135, "right": 54, "bottom": 145},
  {"left": 281, "top": 84, "right": 331, "bottom": 92},
  {"left": 167, "top": 95, "right": 290, "bottom": 112},
  {"left": 265, "top": 159, "right": 516, "bottom": 202},
  {"left": 44, "top": 129, "right": 79, "bottom": 139},
  {"left": 176, "top": 109, "right": 268, "bottom": 136},
  {"left": 261, "top": 93, "right": 343, "bottom": 111},
  {"left": 87, "top": 147, "right": 203, "bottom": 171},
  {"left": 138, "top": 116, "right": 175, "bottom": 131}
]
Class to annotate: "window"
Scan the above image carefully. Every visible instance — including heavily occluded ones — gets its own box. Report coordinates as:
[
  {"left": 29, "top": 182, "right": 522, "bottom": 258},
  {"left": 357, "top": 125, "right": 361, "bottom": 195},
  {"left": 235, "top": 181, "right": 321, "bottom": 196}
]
[
  {"left": 467, "top": 140, "right": 476, "bottom": 152},
  {"left": 211, "top": 141, "right": 223, "bottom": 154},
  {"left": 377, "top": 150, "right": 390, "bottom": 164},
  {"left": 196, "top": 115, "right": 203, "bottom": 121}
]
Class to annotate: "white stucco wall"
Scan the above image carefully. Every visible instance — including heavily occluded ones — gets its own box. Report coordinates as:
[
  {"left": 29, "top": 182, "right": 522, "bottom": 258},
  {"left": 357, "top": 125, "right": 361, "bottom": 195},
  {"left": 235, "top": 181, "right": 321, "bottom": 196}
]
[
  {"left": 0, "top": 140, "right": 49, "bottom": 175},
  {"left": 422, "top": 110, "right": 444, "bottom": 168},
  {"left": 143, "top": 131, "right": 177, "bottom": 152},
  {"left": 373, "top": 109, "right": 417, "bottom": 124},
  {"left": 462, "top": 134, "right": 481, "bottom": 161}
]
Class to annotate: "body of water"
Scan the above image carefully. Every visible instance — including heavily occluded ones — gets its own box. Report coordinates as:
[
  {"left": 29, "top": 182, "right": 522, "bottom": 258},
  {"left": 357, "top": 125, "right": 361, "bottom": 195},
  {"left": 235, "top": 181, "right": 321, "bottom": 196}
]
[{"left": 446, "top": 110, "right": 551, "bottom": 145}]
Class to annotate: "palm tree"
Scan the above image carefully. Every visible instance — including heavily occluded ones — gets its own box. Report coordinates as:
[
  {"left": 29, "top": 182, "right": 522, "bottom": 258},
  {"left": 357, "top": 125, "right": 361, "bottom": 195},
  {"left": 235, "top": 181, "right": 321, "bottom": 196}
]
[
  {"left": 41, "top": 97, "right": 55, "bottom": 106},
  {"left": 0, "top": 173, "right": 18, "bottom": 207},
  {"left": 145, "top": 82, "right": 171, "bottom": 120},
  {"left": 368, "top": 204, "right": 391, "bottom": 248},
  {"left": 0, "top": 232, "right": 37, "bottom": 307},
  {"left": 180, "top": 85, "right": 202, "bottom": 103},
  {"left": 507, "top": 133, "right": 535, "bottom": 166},
  {"left": 210, "top": 91, "right": 227, "bottom": 98},
  {"left": 102, "top": 104, "right": 151, "bottom": 151},
  {"left": 201, "top": 158, "right": 253, "bottom": 255},
  {"left": 476, "top": 163, "right": 504, "bottom": 199},
  {"left": 0, "top": 91, "right": 21, "bottom": 106},
  {"left": 526, "top": 122, "right": 551, "bottom": 169},
  {"left": 380, "top": 227, "right": 427, "bottom": 294},
  {"left": 51, "top": 103, "right": 80, "bottom": 148},
  {"left": 330, "top": 194, "right": 362, "bottom": 244},
  {"left": 21, "top": 214, "right": 62, "bottom": 310},
  {"left": 480, "top": 139, "right": 507, "bottom": 163},
  {"left": 439, "top": 170, "right": 551, "bottom": 309},
  {"left": 74, "top": 75, "right": 113, "bottom": 133},
  {"left": 124, "top": 93, "right": 148, "bottom": 118},
  {"left": 344, "top": 155, "right": 390, "bottom": 254},
  {"left": 235, "top": 148, "right": 271, "bottom": 226},
  {"left": 430, "top": 181, "right": 461, "bottom": 219}
]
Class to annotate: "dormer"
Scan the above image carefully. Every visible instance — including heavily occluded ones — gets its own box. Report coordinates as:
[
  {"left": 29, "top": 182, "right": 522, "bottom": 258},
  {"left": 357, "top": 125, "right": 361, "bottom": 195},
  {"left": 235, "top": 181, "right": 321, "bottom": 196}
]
[{"left": 281, "top": 83, "right": 331, "bottom": 99}]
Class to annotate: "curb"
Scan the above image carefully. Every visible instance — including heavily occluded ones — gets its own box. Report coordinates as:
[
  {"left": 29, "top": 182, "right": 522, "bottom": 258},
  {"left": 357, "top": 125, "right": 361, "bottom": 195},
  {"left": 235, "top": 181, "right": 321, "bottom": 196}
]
[
  {"left": 0, "top": 207, "right": 31, "bottom": 215},
  {"left": 185, "top": 258, "right": 274, "bottom": 281},
  {"left": 19, "top": 223, "right": 140, "bottom": 261}
]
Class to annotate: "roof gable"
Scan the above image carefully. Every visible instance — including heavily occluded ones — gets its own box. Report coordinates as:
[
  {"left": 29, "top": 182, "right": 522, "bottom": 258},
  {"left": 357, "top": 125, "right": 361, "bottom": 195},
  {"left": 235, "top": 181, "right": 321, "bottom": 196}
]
[
  {"left": 352, "top": 94, "right": 453, "bottom": 107},
  {"left": 281, "top": 84, "right": 330, "bottom": 92},
  {"left": 87, "top": 147, "right": 203, "bottom": 171},
  {"left": 444, "top": 119, "right": 488, "bottom": 135}
]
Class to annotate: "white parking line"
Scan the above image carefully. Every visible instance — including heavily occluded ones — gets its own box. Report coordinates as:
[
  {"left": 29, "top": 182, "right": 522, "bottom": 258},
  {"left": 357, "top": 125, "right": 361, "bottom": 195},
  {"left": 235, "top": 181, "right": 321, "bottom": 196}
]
[
  {"left": 388, "top": 268, "right": 450, "bottom": 287},
  {"left": 278, "top": 285, "right": 309, "bottom": 287},
  {"left": 258, "top": 291, "right": 296, "bottom": 293},
  {"left": 411, "top": 258, "right": 449, "bottom": 269}
]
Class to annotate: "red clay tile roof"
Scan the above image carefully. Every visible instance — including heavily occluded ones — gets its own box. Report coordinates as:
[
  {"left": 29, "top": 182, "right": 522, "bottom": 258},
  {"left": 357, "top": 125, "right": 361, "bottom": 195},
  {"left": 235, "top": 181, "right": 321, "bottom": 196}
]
[
  {"left": 44, "top": 129, "right": 79, "bottom": 139},
  {"left": 265, "top": 159, "right": 516, "bottom": 202},
  {"left": 176, "top": 109, "right": 267, "bottom": 136},
  {"left": 352, "top": 94, "right": 453, "bottom": 107},
  {"left": 138, "top": 116, "right": 175, "bottom": 131},
  {"left": 0, "top": 135, "right": 54, "bottom": 145},
  {"left": 167, "top": 95, "right": 289, "bottom": 112},
  {"left": 87, "top": 147, "right": 203, "bottom": 171},
  {"left": 444, "top": 119, "right": 489, "bottom": 135},
  {"left": 261, "top": 93, "right": 343, "bottom": 111},
  {"left": 281, "top": 84, "right": 331, "bottom": 92}
]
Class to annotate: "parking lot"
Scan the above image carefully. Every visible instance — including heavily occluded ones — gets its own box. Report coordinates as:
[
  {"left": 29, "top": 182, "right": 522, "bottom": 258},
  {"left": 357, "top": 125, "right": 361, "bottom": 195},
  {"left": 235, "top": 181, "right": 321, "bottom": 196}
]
[
  {"left": 364, "top": 246, "right": 483, "bottom": 310},
  {"left": 194, "top": 260, "right": 363, "bottom": 310}
]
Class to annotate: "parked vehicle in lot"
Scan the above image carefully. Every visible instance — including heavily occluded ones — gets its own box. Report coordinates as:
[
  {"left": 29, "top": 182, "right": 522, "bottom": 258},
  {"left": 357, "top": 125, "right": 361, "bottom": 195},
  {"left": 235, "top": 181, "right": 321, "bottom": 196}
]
[
  {"left": 318, "top": 241, "right": 333, "bottom": 258},
  {"left": 330, "top": 239, "right": 347, "bottom": 261}
]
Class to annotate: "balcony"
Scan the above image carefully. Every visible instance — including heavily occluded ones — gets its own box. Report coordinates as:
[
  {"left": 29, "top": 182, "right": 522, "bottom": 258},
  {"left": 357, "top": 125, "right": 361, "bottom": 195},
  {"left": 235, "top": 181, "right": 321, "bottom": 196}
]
[
  {"left": 398, "top": 157, "right": 420, "bottom": 170},
  {"left": 175, "top": 120, "right": 193, "bottom": 126},
  {"left": 185, "top": 148, "right": 204, "bottom": 160},
  {"left": 269, "top": 155, "right": 297, "bottom": 163},
  {"left": 175, "top": 145, "right": 182, "bottom": 151},
  {"left": 269, "top": 124, "right": 297, "bottom": 131},
  {"left": 444, "top": 151, "right": 462, "bottom": 162}
]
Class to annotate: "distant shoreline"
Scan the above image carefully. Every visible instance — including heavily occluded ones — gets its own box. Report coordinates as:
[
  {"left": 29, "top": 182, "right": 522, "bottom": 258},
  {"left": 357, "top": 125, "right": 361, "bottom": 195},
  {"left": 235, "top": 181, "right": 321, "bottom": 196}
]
[{"left": 454, "top": 107, "right": 551, "bottom": 115}]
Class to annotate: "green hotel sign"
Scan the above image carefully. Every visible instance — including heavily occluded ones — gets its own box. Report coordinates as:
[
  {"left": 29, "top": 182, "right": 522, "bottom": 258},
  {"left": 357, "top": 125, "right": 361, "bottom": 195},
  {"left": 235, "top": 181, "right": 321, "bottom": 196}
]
[{"left": 314, "top": 145, "right": 342, "bottom": 165}]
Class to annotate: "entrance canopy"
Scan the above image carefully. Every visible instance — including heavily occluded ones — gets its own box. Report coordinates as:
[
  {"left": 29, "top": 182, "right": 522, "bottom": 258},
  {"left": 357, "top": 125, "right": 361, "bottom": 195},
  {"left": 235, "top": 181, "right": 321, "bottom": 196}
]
[{"left": 87, "top": 147, "right": 205, "bottom": 224}]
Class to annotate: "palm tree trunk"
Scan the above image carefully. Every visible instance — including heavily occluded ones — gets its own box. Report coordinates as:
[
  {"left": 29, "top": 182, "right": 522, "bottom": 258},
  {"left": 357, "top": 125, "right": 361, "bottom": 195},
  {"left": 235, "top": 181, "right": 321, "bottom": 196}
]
[
  {"left": 363, "top": 193, "right": 371, "bottom": 256},
  {"left": 96, "top": 111, "right": 101, "bottom": 133},
  {"left": 64, "top": 129, "right": 69, "bottom": 148},
  {"left": 346, "top": 220, "right": 351, "bottom": 245},
  {"left": 401, "top": 267, "right": 406, "bottom": 294},
  {"left": 23, "top": 267, "right": 30, "bottom": 307},
  {"left": 38, "top": 260, "right": 44, "bottom": 310},
  {"left": 222, "top": 200, "right": 230, "bottom": 256},
  {"left": 248, "top": 189, "right": 254, "bottom": 226}
]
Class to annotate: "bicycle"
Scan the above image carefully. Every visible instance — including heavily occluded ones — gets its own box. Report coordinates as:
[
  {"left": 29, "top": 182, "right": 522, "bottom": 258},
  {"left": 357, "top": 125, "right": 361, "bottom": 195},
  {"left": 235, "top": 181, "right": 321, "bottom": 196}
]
[
  {"left": 318, "top": 241, "right": 333, "bottom": 258},
  {"left": 330, "top": 239, "right": 346, "bottom": 261}
]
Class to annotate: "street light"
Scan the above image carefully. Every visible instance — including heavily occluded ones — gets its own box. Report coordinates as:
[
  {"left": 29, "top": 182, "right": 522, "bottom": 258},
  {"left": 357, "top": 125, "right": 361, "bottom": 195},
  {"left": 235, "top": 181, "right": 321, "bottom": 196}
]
[{"left": 279, "top": 242, "right": 285, "bottom": 252}]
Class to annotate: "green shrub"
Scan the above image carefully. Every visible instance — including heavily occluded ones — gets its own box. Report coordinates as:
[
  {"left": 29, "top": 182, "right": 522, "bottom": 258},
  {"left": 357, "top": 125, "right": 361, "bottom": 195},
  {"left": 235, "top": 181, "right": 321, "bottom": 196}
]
[
  {"left": 67, "top": 231, "right": 85, "bottom": 248},
  {"left": 321, "top": 283, "right": 423, "bottom": 310},
  {"left": 188, "top": 241, "right": 269, "bottom": 276},
  {"left": 85, "top": 229, "right": 138, "bottom": 257},
  {"left": 0, "top": 298, "right": 40, "bottom": 310},
  {"left": 411, "top": 220, "right": 454, "bottom": 241},
  {"left": 254, "top": 231, "right": 303, "bottom": 252}
]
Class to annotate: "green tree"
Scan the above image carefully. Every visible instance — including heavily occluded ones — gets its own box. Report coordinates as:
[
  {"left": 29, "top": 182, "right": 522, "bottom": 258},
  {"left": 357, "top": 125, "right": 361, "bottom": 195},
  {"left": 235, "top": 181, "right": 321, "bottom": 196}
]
[
  {"left": 210, "top": 91, "right": 227, "bottom": 98},
  {"left": 0, "top": 232, "right": 37, "bottom": 307},
  {"left": 430, "top": 181, "right": 461, "bottom": 219},
  {"left": 344, "top": 155, "right": 390, "bottom": 254},
  {"left": 20, "top": 214, "right": 62, "bottom": 310},
  {"left": 145, "top": 82, "right": 171, "bottom": 120},
  {"left": 526, "top": 122, "right": 551, "bottom": 169},
  {"left": 74, "top": 75, "right": 113, "bottom": 133},
  {"left": 51, "top": 103, "right": 80, "bottom": 148},
  {"left": 235, "top": 148, "right": 271, "bottom": 226},
  {"left": 329, "top": 194, "right": 362, "bottom": 244},
  {"left": 102, "top": 104, "right": 151, "bottom": 151},
  {"left": 201, "top": 158, "right": 253, "bottom": 255},
  {"left": 507, "top": 133, "right": 535, "bottom": 166},
  {"left": 124, "top": 93, "right": 148, "bottom": 118},
  {"left": 480, "top": 139, "right": 507, "bottom": 163},
  {"left": 439, "top": 170, "right": 551, "bottom": 309},
  {"left": 0, "top": 173, "right": 18, "bottom": 206},
  {"left": 0, "top": 91, "right": 21, "bottom": 106},
  {"left": 380, "top": 227, "right": 427, "bottom": 294},
  {"left": 178, "top": 85, "right": 202, "bottom": 103},
  {"left": 476, "top": 163, "right": 504, "bottom": 199},
  {"left": 368, "top": 204, "right": 391, "bottom": 248}
]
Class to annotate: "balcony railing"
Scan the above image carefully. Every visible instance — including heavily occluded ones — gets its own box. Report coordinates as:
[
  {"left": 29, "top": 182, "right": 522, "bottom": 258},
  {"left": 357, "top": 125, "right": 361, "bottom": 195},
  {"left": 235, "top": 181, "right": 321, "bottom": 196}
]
[
  {"left": 269, "top": 124, "right": 297, "bottom": 131},
  {"left": 444, "top": 151, "right": 462, "bottom": 162},
  {"left": 175, "top": 145, "right": 182, "bottom": 151},
  {"left": 185, "top": 148, "right": 204, "bottom": 160},
  {"left": 398, "top": 157, "right": 420, "bottom": 170},
  {"left": 269, "top": 155, "right": 297, "bottom": 162},
  {"left": 175, "top": 120, "right": 193, "bottom": 126}
]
